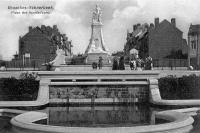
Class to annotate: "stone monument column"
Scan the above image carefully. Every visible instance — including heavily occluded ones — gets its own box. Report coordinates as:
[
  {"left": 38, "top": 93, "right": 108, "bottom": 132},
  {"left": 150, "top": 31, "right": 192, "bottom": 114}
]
[{"left": 85, "top": 5, "right": 111, "bottom": 64}]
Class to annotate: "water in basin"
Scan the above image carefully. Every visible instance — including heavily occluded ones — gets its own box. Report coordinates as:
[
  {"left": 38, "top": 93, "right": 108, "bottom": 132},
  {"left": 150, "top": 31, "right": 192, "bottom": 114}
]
[{"left": 43, "top": 105, "right": 152, "bottom": 127}]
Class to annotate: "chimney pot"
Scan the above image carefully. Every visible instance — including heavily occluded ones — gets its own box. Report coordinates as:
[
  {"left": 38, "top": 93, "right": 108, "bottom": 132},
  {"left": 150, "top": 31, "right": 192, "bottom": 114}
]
[
  {"left": 28, "top": 26, "right": 32, "bottom": 32},
  {"left": 53, "top": 25, "right": 57, "bottom": 30},
  {"left": 171, "top": 18, "right": 176, "bottom": 27},
  {"left": 41, "top": 25, "right": 45, "bottom": 30},
  {"left": 133, "top": 25, "right": 137, "bottom": 31},
  {"left": 155, "top": 18, "right": 159, "bottom": 28}
]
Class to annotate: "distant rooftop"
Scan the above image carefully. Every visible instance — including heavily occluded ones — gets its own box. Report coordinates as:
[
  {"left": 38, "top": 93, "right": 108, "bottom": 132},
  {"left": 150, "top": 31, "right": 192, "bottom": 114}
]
[{"left": 188, "top": 24, "right": 200, "bottom": 35}]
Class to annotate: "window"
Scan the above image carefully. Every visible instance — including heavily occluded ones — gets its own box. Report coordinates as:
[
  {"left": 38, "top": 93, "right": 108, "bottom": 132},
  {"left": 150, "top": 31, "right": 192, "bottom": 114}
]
[
  {"left": 190, "top": 35, "right": 198, "bottom": 50},
  {"left": 191, "top": 40, "right": 197, "bottom": 49}
]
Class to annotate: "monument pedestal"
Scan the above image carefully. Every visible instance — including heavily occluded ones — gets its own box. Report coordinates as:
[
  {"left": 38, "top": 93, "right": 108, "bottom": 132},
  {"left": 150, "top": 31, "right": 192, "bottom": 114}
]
[{"left": 86, "top": 53, "right": 111, "bottom": 65}]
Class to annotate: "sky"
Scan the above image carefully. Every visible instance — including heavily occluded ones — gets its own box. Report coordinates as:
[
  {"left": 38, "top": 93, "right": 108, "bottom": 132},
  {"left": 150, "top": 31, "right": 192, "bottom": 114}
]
[{"left": 0, "top": 0, "right": 200, "bottom": 60}]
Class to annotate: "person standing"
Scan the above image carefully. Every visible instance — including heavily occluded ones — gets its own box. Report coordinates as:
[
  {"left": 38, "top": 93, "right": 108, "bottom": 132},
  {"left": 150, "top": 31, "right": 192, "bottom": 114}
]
[
  {"left": 145, "top": 56, "right": 153, "bottom": 70},
  {"left": 98, "top": 56, "right": 103, "bottom": 69},
  {"left": 119, "top": 56, "right": 125, "bottom": 70},
  {"left": 130, "top": 58, "right": 136, "bottom": 70},
  {"left": 136, "top": 58, "right": 143, "bottom": 71},
  {"left": 112, "top": 57, "right": 119, "bottom": 70}
]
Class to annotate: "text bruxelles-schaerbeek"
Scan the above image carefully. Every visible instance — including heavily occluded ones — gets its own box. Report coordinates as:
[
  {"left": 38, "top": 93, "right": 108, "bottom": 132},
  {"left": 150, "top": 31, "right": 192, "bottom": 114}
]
[{"left": 8, "top": 6, "right": 53, "bottom": 10}]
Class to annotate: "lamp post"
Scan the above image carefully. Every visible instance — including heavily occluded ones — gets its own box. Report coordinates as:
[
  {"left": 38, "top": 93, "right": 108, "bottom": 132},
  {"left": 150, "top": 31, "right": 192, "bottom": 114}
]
[
  {"left": 188, "top": 35, "right": 190, "bottom": 68},
  {"left": 197, "top": 34, "right": 199, "bottom": 69}
]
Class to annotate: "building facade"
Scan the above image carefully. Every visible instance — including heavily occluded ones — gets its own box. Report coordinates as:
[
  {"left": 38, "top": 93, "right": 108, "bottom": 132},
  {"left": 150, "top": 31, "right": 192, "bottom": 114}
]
[
  {"left": 149, "top": 18, "right": 187, "bottom": 60},
  {"left": 124, "top": 18, "right": 188, "bottom": 67},
  {"left": 188, "top": 24, "right": 200, "bottom": 69},
  {"left": 18, "top": 25, "right": 72, "bottom": 67}
]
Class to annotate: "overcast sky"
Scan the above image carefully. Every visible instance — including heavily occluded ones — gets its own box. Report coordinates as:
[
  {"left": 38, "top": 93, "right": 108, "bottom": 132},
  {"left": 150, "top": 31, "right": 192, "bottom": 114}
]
[{"left": 0, "top": 0, "right": 200, "bottom": 60}]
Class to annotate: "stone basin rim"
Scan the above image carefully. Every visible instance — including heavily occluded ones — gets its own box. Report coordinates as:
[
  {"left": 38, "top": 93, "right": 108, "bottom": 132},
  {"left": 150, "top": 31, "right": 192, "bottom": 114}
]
[{"left": 10, "top": 109, "right": 194, "bottom": 133}]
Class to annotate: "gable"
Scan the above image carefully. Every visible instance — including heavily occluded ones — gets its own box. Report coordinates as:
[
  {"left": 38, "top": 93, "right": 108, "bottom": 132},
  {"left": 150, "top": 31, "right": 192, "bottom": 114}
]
[
  {"left": 157, "top": 20, "right": 183, "bottom": 34},
  {"left": 188, "top": 25, "right": 200, "bottom": 35}
]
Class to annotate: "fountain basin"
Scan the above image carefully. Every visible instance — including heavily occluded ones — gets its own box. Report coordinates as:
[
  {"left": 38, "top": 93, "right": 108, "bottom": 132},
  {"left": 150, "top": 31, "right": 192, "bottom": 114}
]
[{"left": 11, "top": 108, "right": 194, "bottom": 133}]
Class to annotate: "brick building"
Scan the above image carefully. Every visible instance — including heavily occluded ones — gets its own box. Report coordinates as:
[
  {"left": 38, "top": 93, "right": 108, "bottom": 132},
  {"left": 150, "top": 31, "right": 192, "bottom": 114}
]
[
  {"left": 124, "top": 18, "right": 188, "bottom": 67},
  {"left": 149, "top": 18, "right": 187, "bottom": 59},
  {"left": 18, "top": 25, "right": 72, "bottom": 67},
  {"left": 188, "top": 24, "right": 200, "bottom": 69}
]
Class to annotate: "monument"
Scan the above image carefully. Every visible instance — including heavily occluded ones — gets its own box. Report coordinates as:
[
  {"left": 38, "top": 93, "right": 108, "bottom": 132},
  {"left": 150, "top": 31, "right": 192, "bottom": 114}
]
[
  {"left": 85, "top": 5, "right": 111, "bottom": 64},
  {"left": 49, "top": 46, "right": 66, "bottom": 66}
]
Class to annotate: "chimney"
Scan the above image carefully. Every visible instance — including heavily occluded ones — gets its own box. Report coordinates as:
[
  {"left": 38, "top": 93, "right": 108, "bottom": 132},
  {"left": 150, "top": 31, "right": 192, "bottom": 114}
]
[
  {"left": 41, "top": 25, "right": 45, "bottom": 30},
  {"left": 28, "top": 26, "right": 32, "bottom": 32},
  {"left": 133, "top": 25, "right": 137, "bottom": 31},
  {"left": 171, "top": 18, "right": 176, "bottom": 27},
  {"left": 137, "top": 23, "right": 141, "bottom": 28},
  {"left": 150, "top": 23, "right": 154, "bottom": 29},
  {"left": 154, "top": 18, "right": 159, "bottom": 28},
  {"left": 53, "top": 25, "right": 58, "bottom": 31}
]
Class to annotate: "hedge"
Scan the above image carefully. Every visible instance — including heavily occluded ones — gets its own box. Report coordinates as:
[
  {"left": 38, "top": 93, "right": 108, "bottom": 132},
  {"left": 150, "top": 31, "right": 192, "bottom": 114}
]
[
  {"left": 158, "top": 74, "right": 200, "bottom": 100},
  {"left": 0, "top": 73, "right": 39, "bottom": 101}
]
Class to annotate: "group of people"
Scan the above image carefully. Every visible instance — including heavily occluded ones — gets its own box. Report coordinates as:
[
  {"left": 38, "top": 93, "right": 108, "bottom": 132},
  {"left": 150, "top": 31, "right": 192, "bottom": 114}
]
[
  {"left": 130, "top": 56, "right": 153, "bottom": 70},
  {"left": 112, "top": 56, "right": 125, "bottom": 70},
  {"left": 92, "top": 56, "right": 103, "bottom": 70},
  {"left": 112, "top": 55, "right": 153, "bottom": 71},
  {"left": 92, "top": 55, "right": 153, "bottom": 71}
]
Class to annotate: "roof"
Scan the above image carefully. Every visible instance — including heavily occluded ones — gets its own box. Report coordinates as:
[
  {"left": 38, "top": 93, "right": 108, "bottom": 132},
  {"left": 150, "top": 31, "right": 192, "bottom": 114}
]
[
  {"left": 188, "top": 24, "right": 200, "bottom": 35},
  {"left": 158, "top": 19, "right": 183, "bottom": 34},
  {"left": 131, "top": 24, "right": 148, "bottom": 39},
  {"left": 21, "top": 26, "right": 51, "bottom": 41}
]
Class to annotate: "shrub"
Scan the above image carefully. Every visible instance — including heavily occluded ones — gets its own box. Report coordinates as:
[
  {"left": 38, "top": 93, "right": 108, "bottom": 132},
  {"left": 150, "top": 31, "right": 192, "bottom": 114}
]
[
  {"left": 0, "top": 72, "right": 39, "bottom": 101},
  {"left": 158, "top": 75, "right": 178, "bottom": 99},
  {"left": 19, "top": 72, "right": 38, "bottom": 80},
  {"left": 0, "top": 61, "right": 6, "bottom": 67},
  {"left": 1, "top": 77, "right": 21, "bottom": 100},
  {"left": 158, "top": 74, "right": 200, "bottom": 99}
]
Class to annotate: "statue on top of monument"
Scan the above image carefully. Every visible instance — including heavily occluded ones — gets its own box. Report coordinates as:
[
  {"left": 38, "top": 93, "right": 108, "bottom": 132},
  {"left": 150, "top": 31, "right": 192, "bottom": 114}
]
[{"left": 92, "top": 5, "right": 102, "bottom": 23}]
